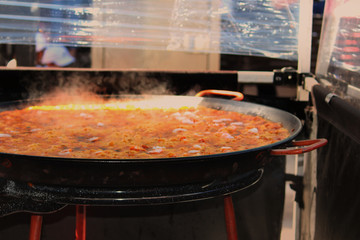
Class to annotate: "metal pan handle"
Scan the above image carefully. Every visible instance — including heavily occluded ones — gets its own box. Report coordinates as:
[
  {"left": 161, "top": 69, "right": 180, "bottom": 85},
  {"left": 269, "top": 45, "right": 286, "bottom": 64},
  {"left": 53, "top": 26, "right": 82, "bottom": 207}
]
[
  {"left": 270, "top": 139, "right": 328, "bottom": 155},
  {"left": 195, "top": 90, "right": 244, "bottom": 101}
]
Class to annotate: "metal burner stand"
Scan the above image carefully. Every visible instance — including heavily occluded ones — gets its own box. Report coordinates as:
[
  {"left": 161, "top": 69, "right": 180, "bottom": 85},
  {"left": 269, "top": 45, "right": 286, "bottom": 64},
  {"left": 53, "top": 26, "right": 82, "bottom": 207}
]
[{"left": 0, "top": 168, "right": 263, "bottom": 240}]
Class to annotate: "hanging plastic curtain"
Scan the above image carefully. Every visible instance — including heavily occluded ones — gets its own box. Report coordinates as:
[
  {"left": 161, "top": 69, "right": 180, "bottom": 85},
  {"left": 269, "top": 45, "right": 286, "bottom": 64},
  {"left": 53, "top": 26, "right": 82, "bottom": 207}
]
[{"left": 0, "top": 0, "right": 299, "bottom": 60}]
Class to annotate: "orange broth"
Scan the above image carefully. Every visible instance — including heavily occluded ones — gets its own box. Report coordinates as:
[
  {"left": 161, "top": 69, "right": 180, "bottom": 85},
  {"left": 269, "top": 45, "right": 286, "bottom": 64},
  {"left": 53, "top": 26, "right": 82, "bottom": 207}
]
[{"left": 0, "top": 103, "right": 289, "bottom": 159}]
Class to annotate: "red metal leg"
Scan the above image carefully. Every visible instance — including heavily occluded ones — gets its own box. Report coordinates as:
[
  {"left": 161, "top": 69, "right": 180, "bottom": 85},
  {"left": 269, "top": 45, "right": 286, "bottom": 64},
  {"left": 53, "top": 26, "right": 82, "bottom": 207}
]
[
  {"left": 224, "top": 195, "right": 238, "bottom": 240},
  {"left": 75, "top": 205, "right": 87, "bottom": 240},
  {"left": 29, "top": 214, "right": 43, "bottom": 240}
]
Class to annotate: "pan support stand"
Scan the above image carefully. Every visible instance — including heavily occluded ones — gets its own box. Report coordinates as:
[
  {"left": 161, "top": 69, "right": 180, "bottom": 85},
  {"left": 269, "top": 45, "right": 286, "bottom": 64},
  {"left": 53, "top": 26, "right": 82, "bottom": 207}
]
[
  {"left": 28, "top": 198, "right": 238, "bottom": 240},
  {"left": 28, "top": 205, "right": 86, "bottom": 240},
  {"left": 28, "top": 198, "right": 239, "bottom": 240},
  {"left": 0, "top": 168, "right": 263, "bottom": 240}
]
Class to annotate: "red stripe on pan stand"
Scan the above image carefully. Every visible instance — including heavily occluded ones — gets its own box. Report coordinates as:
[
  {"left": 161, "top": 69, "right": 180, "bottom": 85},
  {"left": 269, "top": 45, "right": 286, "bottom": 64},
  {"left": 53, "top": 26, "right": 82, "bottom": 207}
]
[
  {"left": 75, "top": 205, "right": 87, "bottom": 240},
  {"left": 29, "top": 215, "right": 43, "bottom": 240},
  {"left": 224, "top": 195, "right": 238, "bottom": 240}
]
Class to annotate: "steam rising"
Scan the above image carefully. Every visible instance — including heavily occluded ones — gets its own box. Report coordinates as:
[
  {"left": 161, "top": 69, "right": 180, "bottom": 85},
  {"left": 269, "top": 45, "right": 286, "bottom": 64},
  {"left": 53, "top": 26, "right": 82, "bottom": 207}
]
[
  {"left": 24, "top": 71, "right": 177, "bottom": 105},
  {"left": 40, "top": 87, "right": 105, "bottom": 106}
]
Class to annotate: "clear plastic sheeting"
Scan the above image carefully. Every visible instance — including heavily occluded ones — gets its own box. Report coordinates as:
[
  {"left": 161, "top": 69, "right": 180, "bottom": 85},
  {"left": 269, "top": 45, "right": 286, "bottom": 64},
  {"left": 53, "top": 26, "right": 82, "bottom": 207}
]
[
  {"left": 0, "top": 0, "right": 299, "bottom": 60},
  {"left": 316, "top": 0, "right": 360, "bottom": 75},
  {"left": 316, "top": 0, "right": 360, "bottom": 107}
]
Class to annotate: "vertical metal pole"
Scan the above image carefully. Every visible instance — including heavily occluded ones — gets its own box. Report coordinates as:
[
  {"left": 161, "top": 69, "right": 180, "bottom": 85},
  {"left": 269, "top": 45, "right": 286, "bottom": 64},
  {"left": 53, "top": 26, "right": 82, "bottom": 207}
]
[
  {"left": 224, "top": 195, "right": 238, "bottom": 240},
  {"left": 297, "top": 0, "right": 314, "bottom": 101},
  {"left": 75, "top": 205, "right": 87, "bottom": 240},
  {"left": 297, "top": 0, "right": 314, "bottom": 73},
  {"left": 297, "top": 0, "right": 314, "bottom": 230},
  {"left": 29, "top": 215, "right": 43, "bottom": 240}
]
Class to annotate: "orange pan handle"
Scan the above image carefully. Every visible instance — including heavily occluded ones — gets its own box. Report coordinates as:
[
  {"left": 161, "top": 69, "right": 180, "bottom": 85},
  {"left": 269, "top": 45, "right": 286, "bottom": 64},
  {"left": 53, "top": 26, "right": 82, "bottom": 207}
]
[
  {"left": 270, "top": 138, "right": 328, "bottom": 155},
  {"left": 195, "top": 90, "right": 244, "bottom": 101}
]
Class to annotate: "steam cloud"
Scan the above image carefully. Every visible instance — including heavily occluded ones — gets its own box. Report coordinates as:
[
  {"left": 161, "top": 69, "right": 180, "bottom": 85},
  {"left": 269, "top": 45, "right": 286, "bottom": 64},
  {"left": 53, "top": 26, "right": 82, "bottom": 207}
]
[{"left": 23, "top": 70, "right": 176, "bottom": 105}]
